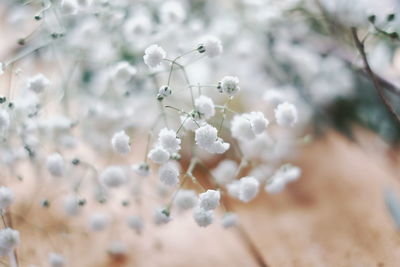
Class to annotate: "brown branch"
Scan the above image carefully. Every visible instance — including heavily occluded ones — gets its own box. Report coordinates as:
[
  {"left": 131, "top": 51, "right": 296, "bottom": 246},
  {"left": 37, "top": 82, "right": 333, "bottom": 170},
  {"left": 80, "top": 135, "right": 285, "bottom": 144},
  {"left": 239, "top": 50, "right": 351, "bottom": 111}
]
[{"left": 351, "top": 27, "right": 400, "bottom": 124}]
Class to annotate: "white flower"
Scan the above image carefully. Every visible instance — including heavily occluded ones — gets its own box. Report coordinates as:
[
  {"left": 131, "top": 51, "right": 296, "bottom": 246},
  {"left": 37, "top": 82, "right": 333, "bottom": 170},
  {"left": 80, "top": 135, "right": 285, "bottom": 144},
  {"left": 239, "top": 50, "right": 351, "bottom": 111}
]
[
  {"left": 127, "top": 215, "right": 144, "bottom": 234},
  {"left": 49, "top": 253, "right": 65, "bottom": 267},
  {"left": 199, "top": 36, "right": 223, "bottom": 58},
  {"left": 154, "top": 208, "right": 171, "bottom": 225},
  {"left": 221, "top": 213, "right": 238, "bottom": 228},
  {"left": 265, "top": 164, "right": 301, "bottom": 194},
  {"left": 174, "top": 190, "right": 198, "bottom": 210},
  {"left": 212, "top": 160, "right": 238, "bottom": 185},
  {"left": 249, "top": 112, "right": 269, "bottom": 135},
  {"left": 0, "top": 110, "right": 10, "bottom": 131},
  {"left": 112, "top": 62, "right": 136, "bottom": 82},
  {"left": 237, "top": 176, "right": 259, "bottom": 202},
  {"left": 158, "top": 162, "right": 179, "bottom": 186},
  {"left": 158, "top": 128, "right": 181, "bottom": 153},
  {"left": 0, "top": 228, "right": 19, "bottom": 256},
  {"left": 263, "top": 89, "right": 287, "bottom": 107},
  {"left": 208, "top": 138, "right": 230, "bottom": 154},
  {"left": 148, "top": 146, "right": 170, "bottom": 164},
  {"left": 132, "top": 162, "right": 150, "bottom": 177},
  {"left": 0, "top": 187, "right": 14, "bottom": 210},
  {"left": 220, "top": 76, "right": 240, "bottom": 96},
  {"left": 193, "top": 207, "right": 213, "bottom": 227},
  {"left": 265, "top": 178, "right": 286, "bottom": 194},
  {"left": 27, "top": 73, "right": 50, "bottom": 93},
  {"left": 89, "top": 213, "right": 109, "bottom": 231},
  {"left": 63, "top": 195, "right": 80, "bottom": 216},
  {"left": 275, "top": 102, "right": 298, "bottom": 127},
  {"left": 180, "top": 115, "right": 201, "bottom": 131},
  {"left": 143, "top": 44, "right": 166, "bottom": 68},
  {"left": 160, "top": 1, "right": 186, "bottom": 24},
  {"left": 195, "top": 95, "right": 215, "bottom": 119},
  {"left": 124, "top": 16, "right": 152, "bottom": 37},
  {"left": 100, "top": 166, "right": 127, "bottom": 188},
  {"left": 198, "top": 190, "right": 220, "bottom": 211},
  {"left": 46, "top": 153, "right": 65, "bottom": 177},
  {"left": 231, "top": 114, "right": 255, "bottom": 141},
  {"left": 195, "top": 124, "right": 217, "bottom": 149},
  {"left": 60, "top": 0, "right": 78, "bottom": 15},
  {"left": 158, "top": 85, "right": 172, "bottom": 97},
  {"left": 111, "top": 130, "right": 131, "bottom": 154}
]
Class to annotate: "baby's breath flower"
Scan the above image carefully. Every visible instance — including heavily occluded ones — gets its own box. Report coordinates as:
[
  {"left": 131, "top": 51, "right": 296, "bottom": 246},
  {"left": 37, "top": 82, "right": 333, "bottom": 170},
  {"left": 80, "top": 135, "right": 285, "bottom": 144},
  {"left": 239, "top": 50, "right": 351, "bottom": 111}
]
[
  {"left": 60, "top": 0, "right": 78, "bottom": 15},
  {"left": 195, "top": 124, "right": 218, "bottom": 149},
  {"left": 0, "top": 228, "right": 19, "bottom": 256},
  {"left": 198, "top": 36, "right": 223, "bottom": 58},
  {"left": 112, "top": 62, "right": 136, "bottom": 82},
  {"left": 89, "top": 213, "right": 109, "bottom": 231},
  {"left": 160, "top": 1, "right": 186, "bottom": 24},
  {"left": 212, "top": 160, "right": 238, "bottom": 185},
  {"left": 63, "top": 195, "right": 80, "bottom": 216},
  {"left": 111, "top": 130, "right": 131, "bottom": 154},
  {"left": 132, "top": 162, "right": 150, "bottom": 177},
  {"left": 231, "top": 114, "right": 256, "bottom": 141},
  {"left": 265, "top": 164, "right": 301, "bottom": 194},
  {"left": 124, "top": 16, "right": 152, "bottom": 37},
  {"left": 143, "top": 44, "right": 166, "bottom": 68},
  {"left": 127, "top": 215, "right": 144, "bottom": 234},
  {"left": 27, "top": 73, "right": 50, "bottom": 93},
  {"left": 249, "top": 112, "right": 269, "bottom": 135},
  {"left": 49, "top": 253, "right": 65, "bottom": 267},
  {"left": 198, "top": 190, "right": 220, "bottom": 211},
  {"left": 220, "top": 76, "right": 240, "bottom": 96},
  {"left": 158, "top": 162, "right": 179, "bottom": 186},
  {"left": 221, "top": 212, "right": 238, "bottom": 228},
  {"left": 195, "top": 95, "right": 215, "bottom": 120},
  {"left": 46, "top": 153, "right": 65, "bottom": 177},
  {"left": 154, "top": 208, "right": 171, "bottom": 225},
  {"left": 193, "top": 207, "right": 213, "bottom": 227},
  {"left": 148, "top": 146, "right": 170, "bottom": 164},
  {"left": 0, "top": 186, "right": 14, "bottom": 210},
  {"left": 174, "top": 189, "right": 198, "bottom": 210},
  {"left": 237, "top": 176, "right": 259, "bottom": 202},
  {"left": 265, "top": 178, "right": 286, "bottom": 194},
  {"left": 275, "top": 102, "right": 298, "bottom": 127},
  {"left": 100, "top": 166, "right": 127, "bottom": 188},
  {"left": 158, "top": 85, "right": 172, "bottom": 97},
  {"left": 208, "top": 137, "right": 230, "bottom": 154},
  {"left": 158, "top": 128, "right": 181, "bottom": 153}
]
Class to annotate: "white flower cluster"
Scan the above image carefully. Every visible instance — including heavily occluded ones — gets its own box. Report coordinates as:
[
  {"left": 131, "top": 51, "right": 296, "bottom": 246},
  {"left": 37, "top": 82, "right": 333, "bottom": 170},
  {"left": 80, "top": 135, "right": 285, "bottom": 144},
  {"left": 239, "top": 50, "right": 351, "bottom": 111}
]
[
  {"left": 193, "top": 190, "right": 220, "bottom": 227},
  {"left": 195, "top": 124, "right": 230, "bottom": 154},
  {"left": 0, "top": 228, "right": 19, "bottom": 256},
  {"left": 265, "top": 164, "right": 302, "bottom": 194}
]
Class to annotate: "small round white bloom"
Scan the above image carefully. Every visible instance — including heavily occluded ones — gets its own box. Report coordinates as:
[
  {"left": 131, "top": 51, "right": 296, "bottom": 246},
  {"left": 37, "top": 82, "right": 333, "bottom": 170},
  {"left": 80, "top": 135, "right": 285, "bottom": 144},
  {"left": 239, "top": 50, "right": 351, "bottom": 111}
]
[
  {"left": 174, "top": 190, "right": 198, "bottom": 210},
  {"left": 124, "top": 16, "right": 152, "bottom": 37},
  {"left": 160, "top": 1, "right": 186, "bottom": 24},
  {"left": 227, "top": 181, "right": 240, "bottom": 199},
  {"left": 112, "top": 62, "right": 136, "bottom": 82},
  {"left": 221, "top": 213, "right": 238, "bottom": 228},
  {"left": 158, "top": 128, "right": 181, "bottom": 153},
  {"left": 195, "top": 124, "right": 217, "bottom": 149},
  {"left": 143, "top": 44, "right": 166, "bottom": 68},
  {"left": 46, "top": 153, "right": 65, "bottom": 177},
  {"left": 60, "top": 0, "right": 78, "bottom": 15},
  {"left": 111, "top": 130, "right": 131, "bottom": 154},
  {"left": 0, "top": 187, "right": 14, "bottom": 210},
  {"left": 199, "top": 36, "right": 223, "bottom": 58},
  {"left": 89, "top": 213, "right": 109, "bottom": 231},
  {"left": 195, "top": 95, "right": 215, "bottom": 119},
  {"left": 132, "top": 162, "right": 150, "bottom": 177},
  {"left": 158, "top": 85, "right": 172, "bottom": 97},
  {"left": 49, "top": 253, "right": 65, "bottom": 267},
  {"left": 154, "top": 208, "right": 171, "bottom": 225},
  {"left": 127, "top": 215, "right": 144, "bottom": 234},
  {"left": 27, "top": 73, "right": 50, "bottom": 93},
  {"left": 180, "top": 115, "right": 202, "bottom": 131},
  {"left": 220, "top": 76, "right": 240, "bottom": 96},
  {"left": 212, "top": 160, "right": 238, "bottom": 185},
  {"left": 0, "top": 110, "right": 10, "bottom": 131},
  {"left": 265, "top": 178, "right": 286, "bottom": 194},
  {"left": 275, "top": 102, "right": 298, "bottom": 127},
  {"left": 249, "top": 112, "right": 269, "bottom": 135},
  {"left": 231, "top": 115, "right": 255, "bottom": 141},
  {"left": 198, "top": 190, "right": 220, "bottom": 211},
  {"left": 263, "top": 89, "right": 287, "bottom": 106},
  {"left": 0, "top": 228, "right": 19, "bottom": 256},
  {"left": 193, "top": 207, "right": 213, "bottom": 227},
  {"left": 148, "top": 146, "right": 170, "bottom": 164},
  {"left": 238, "top": 176, "right": 259, "bottom": 203},
  {"left": 158, "top": 162, "right": 179, "bottom": 186},
  {"left": 63, "top": 195, "right": 80, "bottom": 216},
  {"left": 208, "top": 138, "right": 230, "bottom": 154},
  {"left": 100, "top": 166, "right": 127, "bottom": 188}
]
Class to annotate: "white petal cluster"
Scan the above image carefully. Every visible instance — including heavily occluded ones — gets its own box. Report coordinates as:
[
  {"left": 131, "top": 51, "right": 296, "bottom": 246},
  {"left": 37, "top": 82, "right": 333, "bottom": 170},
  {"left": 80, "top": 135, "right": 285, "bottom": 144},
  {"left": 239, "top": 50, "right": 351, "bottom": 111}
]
[
  {"left": 148, "top": 146, "right": 170, "bottom": 164},
  {"left": 143, "top": 44, "right": 166, "bottom": 68},
  {"left": 195, "top": 124, "right": 229, "bottom": 154},
  {"left": 0, "top": 186, "right": 14, "bottom": 210},
  {"left": 200, "top": 36, "right": 223, "bottom": 58},
  {"left": 265, "top": 164, "right": 301, "bottom": 194},
  {"left": 219, "top": 76, "right": 240, "bottom": 96},
  {"left": 212, "top": 160, "right": 238, "bottom": 185},
  {"left": 198, "top": 190, "right": 220, "bottom": 211},
  {"left": 180, "top": 115, "right": 201, "bottom": 131},
  {"left": 27, "top": 73, "right": 50, "bottom": 93},
  {"left": 193, "top": 207, "right": 213, "bottom": 227},
  {"left": 158, "top": 162, "right": 179, "bottom": 186},
  {"left": 195, "top": 95, "right": 215, "bottom": 120},
  {"left": 274, "top": 102, "right": 298, "bottom": 127},
  {"left": 60, "top": 0, "right": 78, "bottom": 15},
  {"left": 49, "top": 253, "right": 65, "bottom": 267},
  {"left": 0, "top": 228, "right": 19, "bottom": 256},
  {"left": 89, "top": 213, "right": 109, "bottom": 231},
  {"left": 249, "top": 112, "right": 269, "bottom": 135},
  {"left": 112, "top": 62, "right": 136, "bottom": 82},
  {"left": 221, "top": 212, "right": 238, "bottom": 228},
  {"left": 154, "top": 208, "right": 171, "bottom": 225},
  {"left": 63, "top": 195, "right": 80, "bottom": 216},
  {"left": 227, "top": 176, "right": 259, "bottom": 202},
  {"left": 132, "top": 162, "right": 150, "bottom": 177},
  {"left": 124, "top": 16, "right": 152, "bottom": 37},
  {"left": 100, "top": 166, "right": 127, "bottom": 188},
  {"left": 127, "top": 215, "right": 144, "bottom": 234},
  {"left": 231, "top": 112, "right": 268, "bottom": 142},
  {"left": 111, "top": 130, "right": 131, "bottom": 154},
  {"left": 158, "top": 128, "right": 181, "bottom": 154},
  {"left": 158, "top": 85, "right": 172, "bottom": 97},
  {"left": 46, "top": 153, "right": 65, "bottom": 177},
  {"left": 174, "top": 189, "right": 197, "bottom": 210}
]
